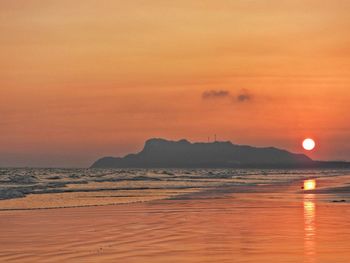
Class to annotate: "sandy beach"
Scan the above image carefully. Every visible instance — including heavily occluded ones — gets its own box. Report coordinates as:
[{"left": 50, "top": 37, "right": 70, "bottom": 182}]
[{"left": 0, "top": 172, "right": 350, "bottom": 263}]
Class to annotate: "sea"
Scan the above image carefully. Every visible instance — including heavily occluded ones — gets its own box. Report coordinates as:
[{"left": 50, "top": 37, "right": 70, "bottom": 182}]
[{"left": 0, "top": 168, "right": 349, "bottom": 210}]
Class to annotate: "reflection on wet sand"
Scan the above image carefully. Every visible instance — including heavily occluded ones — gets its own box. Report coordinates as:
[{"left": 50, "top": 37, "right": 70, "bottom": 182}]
[
  {"left": 304, "top": 194, "right": 316, "bottom": 263},
  {"left": 1, "top": 175, "right": 350, "bottom": 262},
  {"left": 303, "top": 179, "right": 316, "bottom": 191}
]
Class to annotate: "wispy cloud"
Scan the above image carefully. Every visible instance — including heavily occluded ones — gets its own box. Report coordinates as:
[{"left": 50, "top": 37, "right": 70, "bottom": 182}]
[
  {"left": 202, "top": 89, "right": 253, "bottom": 103},
  {"left": 202, "top": 90, "right": 230, "bottom": 99},
  {"left": 236, "top": 89, "right": 252, "bottom": 102}
]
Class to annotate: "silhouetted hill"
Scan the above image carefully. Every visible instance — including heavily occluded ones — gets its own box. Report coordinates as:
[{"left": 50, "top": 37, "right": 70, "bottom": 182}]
[{"left": 90, "top": 138, "right": 334, "bottom": 168}]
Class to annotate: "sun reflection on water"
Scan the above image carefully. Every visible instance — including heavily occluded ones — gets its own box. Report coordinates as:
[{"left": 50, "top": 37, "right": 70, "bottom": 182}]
[
  {"left": 304, "top": 194, "right": 316, "bottom": 263},
  {"left": 304, "top": 179, "right": 316, "bottom": 191}
]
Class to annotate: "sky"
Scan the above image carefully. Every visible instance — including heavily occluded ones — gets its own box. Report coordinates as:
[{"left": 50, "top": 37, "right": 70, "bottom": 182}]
[{"left": 1, "top": 0, "right": 350, "bottom": 167}]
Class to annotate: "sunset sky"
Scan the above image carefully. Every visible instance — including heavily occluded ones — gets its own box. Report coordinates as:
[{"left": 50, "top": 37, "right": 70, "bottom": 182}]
[{"left": 1, "top": 0, "right": 350, "bottom": 167}]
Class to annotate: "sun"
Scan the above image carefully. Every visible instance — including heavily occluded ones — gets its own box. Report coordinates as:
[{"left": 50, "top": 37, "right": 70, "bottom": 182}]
[{"left": 302, "top": 138, "right": 316, "bottom": 151}]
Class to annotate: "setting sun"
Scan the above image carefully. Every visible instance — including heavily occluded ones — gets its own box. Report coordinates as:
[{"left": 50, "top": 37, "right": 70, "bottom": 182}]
[{"left": 303, "top": 139, "right": 316, "bottom": 151}]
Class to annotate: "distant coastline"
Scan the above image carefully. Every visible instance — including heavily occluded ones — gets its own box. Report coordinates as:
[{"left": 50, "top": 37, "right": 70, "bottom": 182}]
[{"left": 91, "top": 138, "right": 350, "bottom": 169}]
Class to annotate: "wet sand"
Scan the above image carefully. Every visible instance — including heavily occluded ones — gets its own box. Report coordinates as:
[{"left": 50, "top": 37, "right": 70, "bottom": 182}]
[{"left": 0, "top": 177, "right": 350, "bottom": 262}]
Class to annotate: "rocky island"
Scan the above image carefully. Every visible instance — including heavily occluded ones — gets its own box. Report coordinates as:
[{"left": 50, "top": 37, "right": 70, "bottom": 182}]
[{"left": 90, "top": 138, "right": 336, "bottom": 168}]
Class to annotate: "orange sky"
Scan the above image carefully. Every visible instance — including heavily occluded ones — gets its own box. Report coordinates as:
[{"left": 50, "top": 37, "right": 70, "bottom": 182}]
[{"left": 1, "top": 0, "right": 350, "bottom": 167}]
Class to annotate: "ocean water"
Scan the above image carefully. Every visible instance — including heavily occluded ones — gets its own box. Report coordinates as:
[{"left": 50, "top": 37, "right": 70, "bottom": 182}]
[
  {"left": 0, "top": 168, "right": 349, "bottom": 210},
  {"left": 1, "top": 168, "right": 350, "bottom": 262}
]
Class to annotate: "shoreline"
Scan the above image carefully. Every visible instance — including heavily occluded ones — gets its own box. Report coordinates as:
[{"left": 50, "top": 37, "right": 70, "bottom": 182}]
[
  {"left": 1, "top": 172, "right": 349, "bottom": 212},
  {"left": 0, "top": 172, "right": 350, "bottom": 262}
]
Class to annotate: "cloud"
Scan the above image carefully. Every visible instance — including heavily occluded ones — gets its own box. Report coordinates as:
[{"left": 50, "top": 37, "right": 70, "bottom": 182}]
[
  {"left": 236, "top": 89, "right": 252, "bottom": 102},
  {"left": 202, "top": 90, "right": 230, "bottom": 99},
  {"left": 202, "top": 89, "right": 254, "bottom": 104}
]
